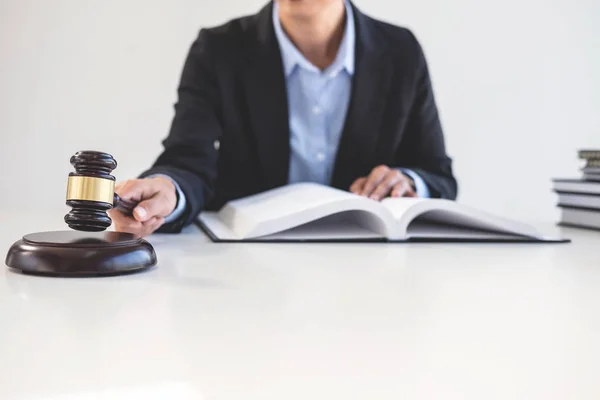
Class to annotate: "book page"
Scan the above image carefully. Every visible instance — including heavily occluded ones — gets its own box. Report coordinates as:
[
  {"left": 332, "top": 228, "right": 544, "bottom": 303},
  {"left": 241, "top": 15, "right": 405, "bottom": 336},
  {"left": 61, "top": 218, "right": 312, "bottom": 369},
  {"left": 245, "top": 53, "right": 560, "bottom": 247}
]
[
  {"left": 380, "top": 197, "right": 429, "bottom": 221},
  {"left": 198, "top": 212, "right": 238, "bottom": 240},
  {"left": 406, "top": 220, "right": 534, "bottom": 240},
  {"left": 199, "top": 210, "right": 385, "bottom": 241},
  {"left": 411, "top": 207, "right": 540, "bottom": 238},
  {"left": 221, "top": 183, "right": 354, "bottom": 219},
  {"left": 215, "top": 183, "right": 393, "bottom": 239},
  {"left": 382, "top": 197, "right": 542, "bottom": 240},
  {"left": 247, "top": 212, "right": 383, "bottom": 241}
]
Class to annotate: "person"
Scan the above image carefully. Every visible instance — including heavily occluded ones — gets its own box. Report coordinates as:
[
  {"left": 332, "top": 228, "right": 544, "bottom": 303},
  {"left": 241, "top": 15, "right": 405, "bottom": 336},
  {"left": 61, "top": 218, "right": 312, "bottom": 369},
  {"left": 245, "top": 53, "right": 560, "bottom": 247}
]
[{"left": 109, "top": 0, "right": 458, "bottom": 236}]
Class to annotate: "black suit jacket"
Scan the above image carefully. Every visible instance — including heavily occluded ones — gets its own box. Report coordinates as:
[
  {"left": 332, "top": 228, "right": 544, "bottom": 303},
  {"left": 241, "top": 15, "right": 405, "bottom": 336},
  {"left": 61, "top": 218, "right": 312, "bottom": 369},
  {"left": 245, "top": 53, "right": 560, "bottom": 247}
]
[{"left": 141, "top": 1, "right": 458, "bottom": 233}]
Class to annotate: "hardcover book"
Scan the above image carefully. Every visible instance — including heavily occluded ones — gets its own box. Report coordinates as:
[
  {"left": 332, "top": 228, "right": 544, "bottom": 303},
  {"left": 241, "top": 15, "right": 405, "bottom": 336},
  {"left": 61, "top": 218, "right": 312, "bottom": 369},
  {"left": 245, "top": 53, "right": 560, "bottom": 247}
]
[
  {"left": 579, "top": 149, "right": 600, "bottom": 161},
  {"left": 197, "top": 183, "right": 566, "bottom": 243}
]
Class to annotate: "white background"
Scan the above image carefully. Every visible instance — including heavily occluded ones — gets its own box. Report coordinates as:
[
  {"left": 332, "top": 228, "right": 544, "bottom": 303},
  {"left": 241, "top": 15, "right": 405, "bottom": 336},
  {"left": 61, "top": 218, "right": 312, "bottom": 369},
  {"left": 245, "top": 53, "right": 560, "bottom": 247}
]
[{"left": 1, "top": 0, "right": 598, "bottom": 223}]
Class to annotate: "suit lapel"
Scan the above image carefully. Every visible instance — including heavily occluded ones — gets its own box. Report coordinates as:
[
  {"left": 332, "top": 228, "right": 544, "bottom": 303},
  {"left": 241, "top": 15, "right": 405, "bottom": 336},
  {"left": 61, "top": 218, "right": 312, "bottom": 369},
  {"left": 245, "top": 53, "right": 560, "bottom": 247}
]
[
  {"left": 331, "top": 5, "right": 393, "bottom": 191},
  {"left": 243, "top": 2, "right": 392, "bottom": 192},
  {"left": 244, "top": 4, "right": 291, "bottom": 191}
]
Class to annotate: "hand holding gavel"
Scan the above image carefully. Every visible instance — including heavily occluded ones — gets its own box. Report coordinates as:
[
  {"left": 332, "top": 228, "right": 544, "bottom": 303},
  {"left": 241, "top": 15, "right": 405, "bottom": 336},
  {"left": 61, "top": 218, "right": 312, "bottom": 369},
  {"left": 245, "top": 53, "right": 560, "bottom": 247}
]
[
  {"left": 64, "top": 151, "right": 175, "bottom": 236},
  {"left": 108, "top": 177, "right": 178, "bottom": 237}
]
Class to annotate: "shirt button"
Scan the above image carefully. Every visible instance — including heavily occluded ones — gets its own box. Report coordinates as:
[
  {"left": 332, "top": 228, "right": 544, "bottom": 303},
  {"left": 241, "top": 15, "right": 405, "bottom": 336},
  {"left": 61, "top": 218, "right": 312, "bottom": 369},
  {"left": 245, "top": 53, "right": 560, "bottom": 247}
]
[
  {"left": 213, "top": 140, "right": 220, "bottom": 150},
  {"left": 329, "top": 71, "right": 339, "bottom": 78},
  {"left": 312, "top": 106, "right": 321, "bottom": 115},
  {"left": 316, "top": 152, "right": 325, "bottom": 161}
]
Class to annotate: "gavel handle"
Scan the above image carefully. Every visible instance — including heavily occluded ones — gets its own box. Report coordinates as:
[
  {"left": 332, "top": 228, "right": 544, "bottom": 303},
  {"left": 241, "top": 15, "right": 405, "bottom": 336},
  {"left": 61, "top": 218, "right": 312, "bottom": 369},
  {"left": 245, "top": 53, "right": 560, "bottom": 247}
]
[{"left": 113, "top": 194, "right": 137, "bottom": 216}]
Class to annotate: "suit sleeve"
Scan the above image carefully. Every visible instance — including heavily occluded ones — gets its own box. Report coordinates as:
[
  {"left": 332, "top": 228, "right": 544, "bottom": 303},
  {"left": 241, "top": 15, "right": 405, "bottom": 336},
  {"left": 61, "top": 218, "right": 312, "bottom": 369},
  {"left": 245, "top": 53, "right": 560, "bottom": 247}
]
[
  {"left": 394, "top": 32, "right": 458, "bottom": 200},
  {"left": 139, "top": 29, "right": 223, "bottom": 233}
]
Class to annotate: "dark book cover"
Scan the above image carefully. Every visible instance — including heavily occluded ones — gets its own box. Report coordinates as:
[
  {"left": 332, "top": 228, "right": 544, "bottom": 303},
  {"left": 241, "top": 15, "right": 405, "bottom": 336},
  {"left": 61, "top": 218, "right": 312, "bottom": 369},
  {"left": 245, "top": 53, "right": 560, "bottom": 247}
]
[{"left": 583, "top": 173, "right": 600, "bottom": 182}]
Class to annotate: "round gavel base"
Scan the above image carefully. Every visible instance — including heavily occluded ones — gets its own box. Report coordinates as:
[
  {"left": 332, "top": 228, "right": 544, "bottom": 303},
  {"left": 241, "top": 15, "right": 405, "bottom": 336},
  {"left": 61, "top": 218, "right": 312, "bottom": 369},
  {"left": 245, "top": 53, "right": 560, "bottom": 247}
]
[{"left": 5, "top": 231, "right": 157, "bottom": 277}]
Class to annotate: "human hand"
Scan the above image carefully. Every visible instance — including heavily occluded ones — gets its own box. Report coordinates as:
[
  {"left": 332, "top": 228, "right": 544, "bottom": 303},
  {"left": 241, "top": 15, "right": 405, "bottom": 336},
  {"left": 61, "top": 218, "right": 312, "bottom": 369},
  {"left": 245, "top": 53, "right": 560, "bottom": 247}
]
[
  {"left": 108, "top": 176, "right": 177, "bottom": 236},
  {"left": 350, "top": 165, "right": 417, "bottom": 200}
]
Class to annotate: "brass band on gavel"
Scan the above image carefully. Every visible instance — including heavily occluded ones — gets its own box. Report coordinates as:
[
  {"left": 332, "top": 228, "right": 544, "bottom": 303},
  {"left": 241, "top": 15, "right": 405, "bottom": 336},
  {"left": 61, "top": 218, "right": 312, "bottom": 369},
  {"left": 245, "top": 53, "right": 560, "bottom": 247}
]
[{"left": 66, "top": 176, "right": 115, "bottom": 204}]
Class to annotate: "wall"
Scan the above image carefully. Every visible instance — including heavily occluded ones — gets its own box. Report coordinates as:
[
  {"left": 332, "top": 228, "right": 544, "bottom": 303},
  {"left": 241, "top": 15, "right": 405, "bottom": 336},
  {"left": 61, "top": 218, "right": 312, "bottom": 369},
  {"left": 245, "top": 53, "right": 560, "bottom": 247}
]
[{"left": 1, "top": 0, "right": 599, "bottom": 223}]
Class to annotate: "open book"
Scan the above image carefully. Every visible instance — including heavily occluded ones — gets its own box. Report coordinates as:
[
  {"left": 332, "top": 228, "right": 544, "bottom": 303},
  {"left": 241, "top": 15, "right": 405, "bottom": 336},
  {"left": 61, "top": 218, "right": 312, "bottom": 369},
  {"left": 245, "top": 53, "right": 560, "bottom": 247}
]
[{"left": 197, "top": 183, "right": 566, "bottom": 242}]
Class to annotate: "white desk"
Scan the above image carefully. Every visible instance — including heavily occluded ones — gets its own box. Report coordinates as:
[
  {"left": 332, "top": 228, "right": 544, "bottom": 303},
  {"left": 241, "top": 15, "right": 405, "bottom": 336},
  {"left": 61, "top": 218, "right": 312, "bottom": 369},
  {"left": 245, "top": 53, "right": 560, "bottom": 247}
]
[{"left": 1, "top": 212, "right": 599, "bottom": 400}]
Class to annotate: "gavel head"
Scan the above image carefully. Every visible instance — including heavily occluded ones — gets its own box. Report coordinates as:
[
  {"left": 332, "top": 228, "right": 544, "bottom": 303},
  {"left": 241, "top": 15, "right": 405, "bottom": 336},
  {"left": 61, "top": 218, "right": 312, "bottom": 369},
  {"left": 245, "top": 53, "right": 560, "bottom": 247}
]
[{"left": 64, "top": 151, "right": 134, "bottom": 232}]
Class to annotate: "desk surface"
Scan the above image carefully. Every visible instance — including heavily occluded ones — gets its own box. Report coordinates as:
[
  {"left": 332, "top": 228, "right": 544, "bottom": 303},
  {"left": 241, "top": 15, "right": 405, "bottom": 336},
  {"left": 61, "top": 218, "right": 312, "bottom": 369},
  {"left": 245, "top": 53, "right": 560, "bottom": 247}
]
[{"left": 1, "top": 212, "right": 599, "bottom": 400}]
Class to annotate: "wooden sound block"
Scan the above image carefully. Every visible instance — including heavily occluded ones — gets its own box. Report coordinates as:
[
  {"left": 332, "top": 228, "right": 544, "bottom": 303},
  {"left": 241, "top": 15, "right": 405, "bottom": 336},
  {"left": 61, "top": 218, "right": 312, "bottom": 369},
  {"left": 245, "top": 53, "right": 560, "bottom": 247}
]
[{"left": 5, "top": 231, "right": 157, "bottom": 277}]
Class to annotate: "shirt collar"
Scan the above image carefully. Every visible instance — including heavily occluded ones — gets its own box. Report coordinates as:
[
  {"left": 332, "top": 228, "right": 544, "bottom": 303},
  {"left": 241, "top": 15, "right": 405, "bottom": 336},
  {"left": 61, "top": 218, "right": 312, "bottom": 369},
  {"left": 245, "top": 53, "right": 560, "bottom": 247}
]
[{"left": 272, "top": 0, "right": 355, "bottom": 77}]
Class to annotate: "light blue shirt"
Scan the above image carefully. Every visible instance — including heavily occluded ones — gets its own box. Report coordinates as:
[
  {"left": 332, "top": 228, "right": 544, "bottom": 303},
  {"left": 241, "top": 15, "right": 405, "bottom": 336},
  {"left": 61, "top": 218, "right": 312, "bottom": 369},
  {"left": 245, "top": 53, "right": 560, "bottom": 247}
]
[
  {"left": 274, "top": 0, "right": 354, "bottom": 185},
  {"left": 161, "top": 0, "right": 429, "bottom": 222}
]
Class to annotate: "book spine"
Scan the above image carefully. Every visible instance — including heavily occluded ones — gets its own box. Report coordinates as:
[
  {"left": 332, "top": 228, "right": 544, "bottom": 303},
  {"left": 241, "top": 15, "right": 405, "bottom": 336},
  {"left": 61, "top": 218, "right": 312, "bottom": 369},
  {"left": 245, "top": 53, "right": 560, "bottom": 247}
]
[
  {"left": 583, "top": 173, "right": 600, "bottom": 182},
  {"left": 557, "top": 204, "right": 600, "bottom": 212},
  {"left": 558, "top": 222, "right": 600, "bottom": 232},
  {"left": 579, "top": 150, "right": 600, "bottom": 160},
  {"left": 584, "top": 159, "right": 600, "bottom": 168},
  {"left": 582, "top": 165, "right": 600, "bottom": 173}
]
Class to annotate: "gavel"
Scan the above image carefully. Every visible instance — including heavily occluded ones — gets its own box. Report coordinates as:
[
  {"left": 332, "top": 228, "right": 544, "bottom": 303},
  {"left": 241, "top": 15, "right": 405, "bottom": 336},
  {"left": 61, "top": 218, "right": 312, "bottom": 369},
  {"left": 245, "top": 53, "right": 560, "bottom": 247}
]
[
  {"left": 5, "top": 150, "right": 157, "bottom": 277},
  {"left": 64, "top": 150, "right": 137, "bottom": 231}
]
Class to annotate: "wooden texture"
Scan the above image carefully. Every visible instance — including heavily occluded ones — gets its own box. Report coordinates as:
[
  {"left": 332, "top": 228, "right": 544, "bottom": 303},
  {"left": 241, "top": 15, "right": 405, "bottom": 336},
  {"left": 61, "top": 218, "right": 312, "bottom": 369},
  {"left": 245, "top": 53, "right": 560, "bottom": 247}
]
[
  {"left": 114, "top": 194, "right": 136, "bottom": 216},
  {"left": 64, "top": 151, "right": 121, "bottom": 232},
  {"left": 4, "top": 151, "right": 157, "bottom": 277},
  {"left": 5, "top": 231, "right": 157, "bottom": 277}
]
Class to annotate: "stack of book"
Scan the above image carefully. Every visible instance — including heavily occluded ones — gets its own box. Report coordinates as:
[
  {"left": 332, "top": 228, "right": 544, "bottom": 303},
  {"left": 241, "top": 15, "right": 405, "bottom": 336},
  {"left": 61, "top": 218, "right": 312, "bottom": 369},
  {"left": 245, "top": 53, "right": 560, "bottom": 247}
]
[{"left": 553, "top": 149, "right": 600, "bottom": 230}]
